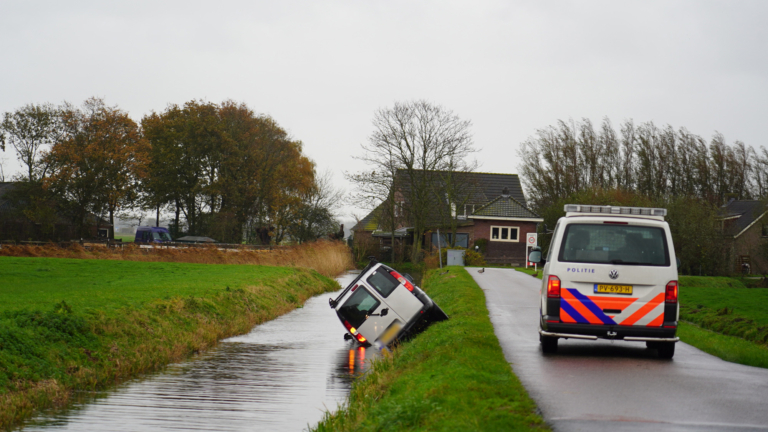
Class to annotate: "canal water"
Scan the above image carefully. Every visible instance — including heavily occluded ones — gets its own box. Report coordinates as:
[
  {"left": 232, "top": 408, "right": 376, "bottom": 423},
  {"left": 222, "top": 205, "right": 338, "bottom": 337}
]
[{"left": 21, "top": 272, "right": 375, "bottom": 432}]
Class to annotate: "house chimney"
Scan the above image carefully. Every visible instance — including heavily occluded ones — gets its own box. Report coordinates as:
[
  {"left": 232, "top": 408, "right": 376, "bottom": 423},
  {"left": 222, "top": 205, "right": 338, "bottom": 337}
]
[{"left": 501, "top": 187, "right": 510, "bottom": 198}]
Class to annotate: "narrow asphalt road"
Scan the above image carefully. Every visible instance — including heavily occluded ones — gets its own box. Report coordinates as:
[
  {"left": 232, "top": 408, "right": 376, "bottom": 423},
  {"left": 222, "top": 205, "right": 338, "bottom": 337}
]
[{"left": 468, "top": 267, "right": 768, "bottom": 432}]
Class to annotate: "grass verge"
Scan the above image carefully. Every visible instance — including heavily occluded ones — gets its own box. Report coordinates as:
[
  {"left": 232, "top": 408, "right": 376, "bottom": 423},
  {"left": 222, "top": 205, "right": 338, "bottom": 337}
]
[
  {"left": 514, "top": 267, "right": 542, "bottom": 279},
  {"left": 678, "top": 276, "right": 768, "bottom": 368},
  {"left": 312, "top": 267, "right": 550, "bottom": 432},
  {"left": 677, "top": 322, "right": 768, "bottom": 368},
  {"left": 0, "top": 257, "right": 341, "bottom": 430}
]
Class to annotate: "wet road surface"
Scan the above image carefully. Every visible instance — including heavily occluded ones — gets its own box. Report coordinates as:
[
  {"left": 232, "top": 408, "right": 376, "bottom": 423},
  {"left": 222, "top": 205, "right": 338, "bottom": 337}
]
[
  {"left": 21, "top": 272, "right": 372, "bottom": 432},
  {"left": 469, "top": 267, "right": 768, "bottom": 432}
]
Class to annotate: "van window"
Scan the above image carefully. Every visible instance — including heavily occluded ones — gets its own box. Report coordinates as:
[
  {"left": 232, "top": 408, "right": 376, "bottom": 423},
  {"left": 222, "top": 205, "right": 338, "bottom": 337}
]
[
  {"left": 338, "top": 287, "right": 381, "bottom": 328},
  {"left": 153, "top": 231, "right": 172, "bottom": 241},
  {"left": 366, "top": 269, "right": 399, "bottom": 297},
  {"left": 558, "top": 224, "right": 669, "bottom": 266}
]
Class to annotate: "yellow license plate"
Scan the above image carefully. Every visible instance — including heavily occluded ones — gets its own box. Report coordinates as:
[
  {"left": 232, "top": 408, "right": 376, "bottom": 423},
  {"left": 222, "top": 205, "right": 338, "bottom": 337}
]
[
  {"left": 594, "top": 284, "right": 633, "bottom": 295},
  {"left": 380, "top": 322, "right": 403, "bottom": 344}
]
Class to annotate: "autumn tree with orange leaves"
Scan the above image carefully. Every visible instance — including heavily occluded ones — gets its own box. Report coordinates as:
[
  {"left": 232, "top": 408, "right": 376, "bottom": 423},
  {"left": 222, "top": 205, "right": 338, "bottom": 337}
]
[
  {"left": 141, "top": 100, "right": 319, "bottom": 244},
  {"left": 44, "top": 98, "right": 148, "bottom": 238}
]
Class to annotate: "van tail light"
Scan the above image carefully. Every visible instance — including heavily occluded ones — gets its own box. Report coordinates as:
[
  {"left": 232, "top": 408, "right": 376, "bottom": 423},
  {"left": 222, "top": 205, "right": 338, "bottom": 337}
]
[
  {"left": 343, "top": 320, "right": 367, "bottom": 342},
  {"left": 665, "top": 281, "right": 678, "bottom": 303},
  {"left": 343, "top": 320, "right": 355, "bottom": 333},
  {"left": 547, "top": 275, "right": 561, "bottom": 298},
  {"left": 389, "top": 270, "right": 415, "bottom": 292}
]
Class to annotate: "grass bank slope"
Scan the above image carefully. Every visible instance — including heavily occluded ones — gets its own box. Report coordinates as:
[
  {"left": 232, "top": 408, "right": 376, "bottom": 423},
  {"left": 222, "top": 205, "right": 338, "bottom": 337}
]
[
  {"left": 679, "top": 276, "right": 768, "bottom": 368},
  {"left": 312, "top": 267, "right": 549, "bottom": 432},
  {"left": 0, "top": 257, "right": 340, "bottom": 430},
  {"left": 0, "top": 240, "right": 352, "bottom": 279}
]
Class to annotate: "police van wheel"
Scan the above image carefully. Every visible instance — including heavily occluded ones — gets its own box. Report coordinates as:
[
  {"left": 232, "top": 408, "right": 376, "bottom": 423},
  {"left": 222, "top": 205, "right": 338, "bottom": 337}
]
[
  {"left": 541, "top": 335, "right": 558, "bottom": 354},
  {"left": 657, "top": 342, "right": 675, "bottom": 359}
]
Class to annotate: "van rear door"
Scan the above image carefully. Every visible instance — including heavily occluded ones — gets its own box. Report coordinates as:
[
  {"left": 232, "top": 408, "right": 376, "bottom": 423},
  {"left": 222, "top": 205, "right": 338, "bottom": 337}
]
[
  {"left": 337, "top": 285, "right": 402, "bottom": 343},
  {"left": 364, "top": 267, "right": 424, "bottom": 322},
  {"left": 557, "top": 222, "right": 671, "bottom": 328}
]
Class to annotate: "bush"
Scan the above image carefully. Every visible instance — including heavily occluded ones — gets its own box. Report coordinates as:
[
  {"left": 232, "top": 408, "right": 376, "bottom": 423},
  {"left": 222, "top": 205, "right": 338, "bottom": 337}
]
[
  {"left": 473, "top": 238, "right": 488, "bottom": 255},
  {"left": 464, "top": 249, "right": 486, "bottom": 266}
]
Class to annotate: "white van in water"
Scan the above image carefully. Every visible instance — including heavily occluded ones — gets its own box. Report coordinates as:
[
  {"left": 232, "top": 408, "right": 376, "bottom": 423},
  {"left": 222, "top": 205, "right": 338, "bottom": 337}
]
[
  {"left": 528, "top": 204, "right": 680, "bottom": 359},
  {"left": 329, "top": 259, "right": 448, "bottom": 346}
]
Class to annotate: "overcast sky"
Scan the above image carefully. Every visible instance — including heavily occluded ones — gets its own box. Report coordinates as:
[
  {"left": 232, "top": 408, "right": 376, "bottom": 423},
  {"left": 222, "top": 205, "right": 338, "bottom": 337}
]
[{"left": 2, "top": 0, "right": 767, "bottom": 223}]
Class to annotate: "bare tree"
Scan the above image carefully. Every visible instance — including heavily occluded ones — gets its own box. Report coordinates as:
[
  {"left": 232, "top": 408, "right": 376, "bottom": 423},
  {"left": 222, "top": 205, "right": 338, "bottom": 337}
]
[
  {"left": 287, "top": 169, "right": 345, "bottom": 243},
  {"left": 0, "top": 103, "right": 61, "bottom": 182},
  {"left": 349, "top": 100, "right": 476, "bottom": 262}
]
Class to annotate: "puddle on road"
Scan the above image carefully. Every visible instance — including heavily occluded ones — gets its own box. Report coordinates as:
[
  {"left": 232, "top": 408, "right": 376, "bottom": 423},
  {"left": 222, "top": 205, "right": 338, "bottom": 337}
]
[{"left": 21, "top": 272, "right": 377, "bottom": 432}]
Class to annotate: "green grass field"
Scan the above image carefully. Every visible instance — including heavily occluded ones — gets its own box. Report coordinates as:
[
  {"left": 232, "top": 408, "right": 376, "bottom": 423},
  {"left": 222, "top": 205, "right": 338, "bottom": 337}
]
[
  {"left": 0, "top": 256, "right": 340, "bottom": 429},
  {"left": 1, "top": 256, "right": 303, "bottom": 313},
  {"left": 313, "top": 267, "right": 549, "bottom": 432}
]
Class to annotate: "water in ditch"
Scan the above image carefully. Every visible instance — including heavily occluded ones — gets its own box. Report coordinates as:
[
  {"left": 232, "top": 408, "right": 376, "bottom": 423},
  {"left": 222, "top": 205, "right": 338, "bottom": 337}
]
[{"left": 21, "top": 271, "right": 375, "bottom": 432}]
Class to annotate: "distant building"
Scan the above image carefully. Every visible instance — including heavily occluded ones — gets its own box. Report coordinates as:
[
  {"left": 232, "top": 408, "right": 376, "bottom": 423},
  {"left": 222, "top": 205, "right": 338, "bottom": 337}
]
[
  {"left": 352, "top": 171, "right": 542, "bottom": 265},
  {"left": 0, "top": 181, "right": 113, "bottom": 242},
  {"left": 720, "top": 199, "right": 768, "bottom": 274}
]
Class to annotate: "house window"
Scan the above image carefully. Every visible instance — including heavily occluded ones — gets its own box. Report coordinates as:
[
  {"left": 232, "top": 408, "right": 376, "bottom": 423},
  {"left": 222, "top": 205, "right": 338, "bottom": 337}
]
[
  {"left": 490, "top": 226, "right": 519, "bottom": 242},
  {"left": 762, "top": 224, "right": 768, "bottom": 237},
  {"left": 464, "top": 204, "right": 475, "bottom": 217},
  {"left": 394, "top": 201, "right": 405, "bottom": 217},
  {"left": 432, "top": 232, "right": 469, "bottom": 248}
]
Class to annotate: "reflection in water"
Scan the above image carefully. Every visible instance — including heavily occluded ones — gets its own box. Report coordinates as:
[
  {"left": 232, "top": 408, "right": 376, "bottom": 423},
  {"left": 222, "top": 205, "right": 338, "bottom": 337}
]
[{"left": 21, "top": 272, "right": 377, "bottom": 432}]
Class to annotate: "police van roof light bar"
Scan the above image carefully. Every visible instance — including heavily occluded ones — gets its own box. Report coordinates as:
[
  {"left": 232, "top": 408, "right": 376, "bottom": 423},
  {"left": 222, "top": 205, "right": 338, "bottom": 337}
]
[{"left": 563, "top": 204, "right": 667, "bottom": 218}]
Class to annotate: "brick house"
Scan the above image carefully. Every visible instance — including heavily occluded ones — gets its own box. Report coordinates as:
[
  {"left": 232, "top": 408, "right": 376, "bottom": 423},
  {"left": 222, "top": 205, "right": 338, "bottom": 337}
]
[
  {"left": 720, "top": 200, "right": 768, "bottom": 274},
  {"left": 351, "top": 171, "right": 542, "bottom": 265}
]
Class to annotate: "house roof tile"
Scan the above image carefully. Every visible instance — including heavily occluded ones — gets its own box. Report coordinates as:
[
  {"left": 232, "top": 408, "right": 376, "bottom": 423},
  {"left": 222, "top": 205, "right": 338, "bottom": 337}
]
[
  {"left": 721, "top": 200, "right": 767, "bottom": 237},
  {"left": 471, "top": 195, "right": 541, "bottom": 219}
]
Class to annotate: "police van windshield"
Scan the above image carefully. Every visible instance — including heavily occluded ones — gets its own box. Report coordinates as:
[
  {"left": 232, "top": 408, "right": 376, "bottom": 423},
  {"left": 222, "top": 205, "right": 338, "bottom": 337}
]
[
  {"left": 338, "top": 287, "right": 381, "bottom": 328},
  {"left": 559, "top": 224, "right": 669, "bottom": 266}
]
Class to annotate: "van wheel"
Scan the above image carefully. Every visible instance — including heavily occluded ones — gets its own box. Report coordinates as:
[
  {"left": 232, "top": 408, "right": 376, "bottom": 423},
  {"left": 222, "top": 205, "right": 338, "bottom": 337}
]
[
  {"left": 657, "top": 342, "right": 675, "bottom": 359},
  {"left": 646, "top": 341, "right": 661, "bottom": 350},
  {"left": 540, "top": 335, "right": 558, "bottom": 354}
]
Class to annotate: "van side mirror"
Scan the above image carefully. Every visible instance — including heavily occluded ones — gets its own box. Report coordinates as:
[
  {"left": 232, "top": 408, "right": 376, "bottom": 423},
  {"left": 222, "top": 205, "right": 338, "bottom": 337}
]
[
  {"left": 676, "top": 258, "right": 681, "bottom": 268},
  {"left": 529, "top": 250, "right": 542, "bottom": 263}
]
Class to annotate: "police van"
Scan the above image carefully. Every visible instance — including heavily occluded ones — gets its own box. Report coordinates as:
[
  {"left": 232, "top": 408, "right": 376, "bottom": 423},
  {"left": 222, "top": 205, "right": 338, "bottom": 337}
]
[
  {"left": 329, "top": 259, "right": 448, "bottom": 347},
  {"left": 528, "top": 204, "right": 680, "bottom": 359}
]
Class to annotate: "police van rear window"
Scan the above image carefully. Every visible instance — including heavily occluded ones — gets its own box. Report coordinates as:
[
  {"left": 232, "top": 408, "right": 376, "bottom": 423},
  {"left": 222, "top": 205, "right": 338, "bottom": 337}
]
[
  {"left": 558, "top": 224, "right": 669, "bottom": 266},
  {"left": 338, "top": 287, "right": 381, "bottom": 328},
  {"left": 366, "top": 269, "right": 400, "bottom": 298}
]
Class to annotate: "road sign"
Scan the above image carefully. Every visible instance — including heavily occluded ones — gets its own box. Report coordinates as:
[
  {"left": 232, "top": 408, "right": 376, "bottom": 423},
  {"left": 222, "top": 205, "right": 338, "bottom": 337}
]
[{"left": 527, "top": 233, "right": 537, "bottom": 246}]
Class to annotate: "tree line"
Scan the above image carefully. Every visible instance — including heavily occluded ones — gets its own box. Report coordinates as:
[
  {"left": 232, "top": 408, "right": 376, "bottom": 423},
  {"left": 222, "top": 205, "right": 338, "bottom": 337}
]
[
  {"left": 518, "top": 118, "right": 765, "bottom": 209},
  {"left": 0, "top": 98, "right": 341, "bottom": 244},
  {"left": 518, "top": 117, "right": 768, "bottom": 275}
]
